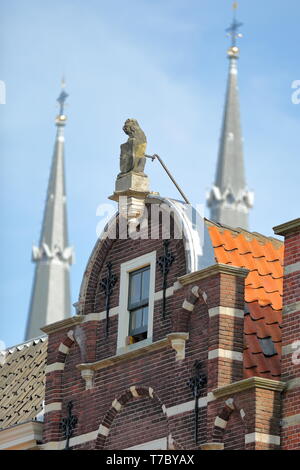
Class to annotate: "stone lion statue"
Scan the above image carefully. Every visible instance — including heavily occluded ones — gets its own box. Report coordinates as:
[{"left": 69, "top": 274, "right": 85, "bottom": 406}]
[{"left": 118, "top": 119, "right": 147, "bottom": 177}]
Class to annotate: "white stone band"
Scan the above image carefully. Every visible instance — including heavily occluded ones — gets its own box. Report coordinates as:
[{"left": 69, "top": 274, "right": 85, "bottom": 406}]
[
  {"left": 214, "top": 417, "right": 227, "bottom": 429},
  {"left": 98, "top": 424, "right": 110, "bottom": 437},
  {"left": 281, "top": 413, "right": 300, "bottom": 428},
  {"left": 245, "top": 432, "right": 280, "bottom": 446},
  {"left": 209, "top": 307, "right": 244, "bottom": 318},
  {"left": 58, "top": 344, "right": 69, "bottom": 354},
  {"left": 208, "top": 349, "right": 243, "bottom": 361},
  {"left": 45, "top": 362, "right": 65, "bottom": 374},
  {"left": 284, "top": 262, "right": 300, "bottom": 275},
  {"left": 44, "top": 402, "right": 62, "bottom": 413}
]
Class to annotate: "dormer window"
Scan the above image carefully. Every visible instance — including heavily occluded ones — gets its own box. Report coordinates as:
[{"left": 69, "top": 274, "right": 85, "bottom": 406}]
[
  {"left": 117, "top": 251, "right": 156, "bottom": 353},
  {"left": 128, "top": 267, "right": 150, "bottom": 343}
]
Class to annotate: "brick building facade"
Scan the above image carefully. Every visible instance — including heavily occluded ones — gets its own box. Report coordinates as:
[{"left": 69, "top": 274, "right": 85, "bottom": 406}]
[{"left": 37, "top": 201, "right": 299, "bottom": 450}]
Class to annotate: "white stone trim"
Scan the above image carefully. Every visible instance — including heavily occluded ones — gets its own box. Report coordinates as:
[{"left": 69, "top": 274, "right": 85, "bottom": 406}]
[
  {"left": 207, "top": 392, "right": 216, "bottom": 403},
  {"left": 112, "top": 399, "right": 122, "bottom": 412},
  {"left": 191, "top": 286, "right": 200, "bottom": 297},
  {"left": 82, "top": 307, "right": 119, "bottom": 323},
  {"left": 166, "top": 397, "right": 207, "bottom": 417},
  {"left": 286, "top": 377, "right": 300, "bottom": 391},
  {"left": 45, "top": 362, "right": 65, "bottom": 374},
  {"left": 0, "top": 421, "right": 43, "bottom": 450},
  {"left": 209, "top": 306, "right": 244, "bottom": 318},
  {"left": 117, "top": 251, "right": 156, "bottom": 351},
  {"left": 81, "top": 369, "right": 94, "bottom": 390},
  {"left": 208, "top": 349, "right": 243, "bottom": 361},
  {"left": 167, "top": 332, "right": 189, "bottom": 361},
  {"left": 83, "top": 312, "right": 102, "bottom": 322},
  {"left": 282, "top": 341, "right": 300, "bottom": 356},
  {"left": 245, "top": 432, "right": 280, "bottom": 446},
  {"left": 214, "top": 417, "right": 227, "bottom": 429},
  {"left": 44, "top": 402, "right": 62, "bottom": 413},
  {"left": 71, "top": 430, "right": 98, "bottom": 446},
  {"left": 154, "top": 286, "right": 173, "bottom": 301},
  {"left": 285, "top": 262, "right": 300, "bottom": 275},
  {"left": 225, "top": 398, "right": 235, "bottom": 410},
  {"left": 182, "top": 300, "right": 194, "bottom": 312},
  {"left": 281, "top": 413, "right": 300, "bottom": 428},
  {"left": 200, "top": 442, "right": 224, "bottom": 450},
  {"left": 173, "top": 281, "right": 182, "bottom": 292},
  {"left": 283, "top": 301, "right": 300, "bottom": 316},
  {"left": 130, "top": 386, "right": 139, "bottom": 398},
  {"left": 98, "top": 424, "right": 110, "bottom": 437},
  {"left": 41, "top": 430, "right": 98, "bottom": 450},
  {"left": 58, "top": 343, "right": 69, "bottom": 354},
  {"left": 39, "top": 396, "right": 219, "bottom": 450},
  {"left": 67, "top": 330, "right": 74, "bottom": 341},
  {"left": 126, "top": 437, "right": 168, "bottom": 450},
  {"left": 98, "top": 306, "right": 119, "bottom": 321}
]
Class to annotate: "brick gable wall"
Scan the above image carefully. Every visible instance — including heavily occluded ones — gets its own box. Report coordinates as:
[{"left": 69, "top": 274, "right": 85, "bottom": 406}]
[{"left": 42, "top": 210, "right": 288, "bottom": 450}]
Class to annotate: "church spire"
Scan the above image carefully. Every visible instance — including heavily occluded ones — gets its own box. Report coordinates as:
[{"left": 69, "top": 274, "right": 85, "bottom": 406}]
[
  {"left": 25, "top": 82, "right": 74, "bottom": 340},
  {"left": 207, "top": 3, "right": 254, "bottom": 229}
]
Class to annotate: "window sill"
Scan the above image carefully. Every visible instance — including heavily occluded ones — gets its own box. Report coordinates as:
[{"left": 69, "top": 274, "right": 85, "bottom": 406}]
[{"left": 77, "top": 337, "right": 169, "bottom": 372}]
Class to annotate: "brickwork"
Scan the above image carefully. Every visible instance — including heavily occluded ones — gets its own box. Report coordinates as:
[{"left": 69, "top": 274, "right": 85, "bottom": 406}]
[
  {"left": 274, "top": 219, "right": 300, "bottom": 450},
  {"left": 43, "top": 227, "right": 249, "bottom": 450},
  {"left": 223, "top": 411, "right": 245, "bottom": 450},
  {"left": 41, "top": 211, "right": 293, "bottom": 450}
]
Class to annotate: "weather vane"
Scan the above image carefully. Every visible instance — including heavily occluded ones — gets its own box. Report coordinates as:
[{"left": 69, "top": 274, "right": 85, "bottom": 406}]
[
  {"left": 226, "top": 2, "right": 243, "bottom": 48},
  {"left": 57, "top": 77, "right": 68, "bottom": 116}
]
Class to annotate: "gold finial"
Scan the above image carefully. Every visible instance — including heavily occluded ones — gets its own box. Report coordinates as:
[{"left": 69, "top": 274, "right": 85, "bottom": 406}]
[{"left": 226, "top": 2, "right": 243, "bottom": 57}]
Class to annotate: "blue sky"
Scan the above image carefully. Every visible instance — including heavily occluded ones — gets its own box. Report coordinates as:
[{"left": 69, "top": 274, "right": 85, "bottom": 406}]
[{"left": 1, "top": 0, "right": 299, "bottom": 347}]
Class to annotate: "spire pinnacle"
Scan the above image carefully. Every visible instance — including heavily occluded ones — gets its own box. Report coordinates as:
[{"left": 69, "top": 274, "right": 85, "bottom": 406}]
[
  {"left": 226, "top": 2, "right": 243, "bottom": 57},
  {"left": 206, "top": 5, "right": 253, "bottom": 229},
  {"left": 25, "top": 86, "right": 73, "bottom": 340},
  {"left": 56, "top": 78, "right": 68, "bottom": 122}
]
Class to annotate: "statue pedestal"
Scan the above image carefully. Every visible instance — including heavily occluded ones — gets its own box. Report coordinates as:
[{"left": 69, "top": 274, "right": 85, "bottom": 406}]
[
  {"left": 109, "top": 172, "right": 150, "bottom": 228},
  {"left": 114, "top": 172, "right": 149, "bottom": 194}
]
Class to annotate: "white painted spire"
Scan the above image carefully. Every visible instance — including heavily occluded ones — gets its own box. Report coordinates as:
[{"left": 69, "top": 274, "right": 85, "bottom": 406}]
[
  {"left": 207, "top": 5, "right": 254, "bottom": 229},
  {"left": 25, "top": 83, "right": 74, "bottom": 340}
]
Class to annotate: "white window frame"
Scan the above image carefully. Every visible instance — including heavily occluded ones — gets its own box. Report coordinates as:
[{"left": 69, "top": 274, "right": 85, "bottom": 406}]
[
  {"left": 126, "top": 437, "right": 167, "bottom": 450},
  {"left": 117, "top": 251, "right": 156, "bottom": 354}
]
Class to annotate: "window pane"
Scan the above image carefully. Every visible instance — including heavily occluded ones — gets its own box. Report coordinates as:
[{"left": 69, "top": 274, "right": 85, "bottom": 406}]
[
  {"left": 130, "top": 308, "right": 143, "bottom": 331},
  {"left": 129, "top": 271, "right": 142, "bottom": 307},
  {"left": 142, "top": 306, "right": 148, "bottom": 327},
  {"left": 141, "top": 268, "right": 150, "bottom": 302}
]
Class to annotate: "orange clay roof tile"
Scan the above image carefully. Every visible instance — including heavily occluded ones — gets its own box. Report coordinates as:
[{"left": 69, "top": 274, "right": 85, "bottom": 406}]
[
  {"left": 234, "top": 234, "right": 253, "bottom": 255},
  {"left": 206, "top": 221, "right": 283, "bottom": 380},
  {"left": 208, "top": 226, "right": 225, "bottom": 248},
  {"left": 222, "top": 230, "right": 240, "bottom": 251}
]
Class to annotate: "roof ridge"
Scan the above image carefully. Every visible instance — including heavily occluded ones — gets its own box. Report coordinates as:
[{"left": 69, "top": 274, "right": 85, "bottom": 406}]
[
  {"left": 205, "top": 219, "right": 283, "bottom": 247},
  {"left": 4, "top": 335, "right": 47, "bottom": 355}
]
